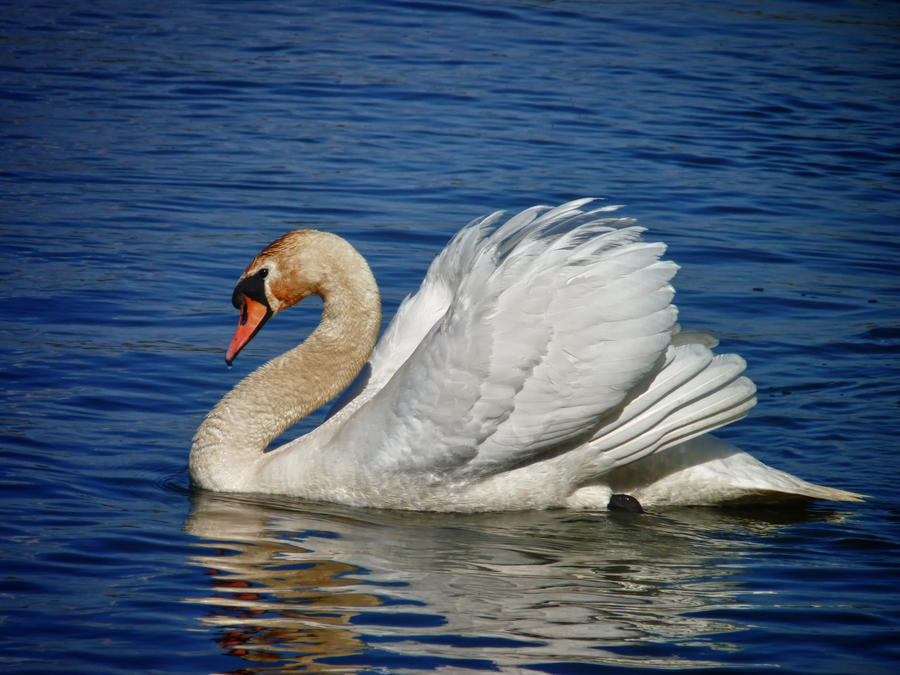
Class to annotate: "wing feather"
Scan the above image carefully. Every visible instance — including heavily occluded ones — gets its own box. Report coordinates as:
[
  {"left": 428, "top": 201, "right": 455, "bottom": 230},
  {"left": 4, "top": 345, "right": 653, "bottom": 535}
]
[{"left": 333, "top": 199, "right": 688, "bottom": 480}]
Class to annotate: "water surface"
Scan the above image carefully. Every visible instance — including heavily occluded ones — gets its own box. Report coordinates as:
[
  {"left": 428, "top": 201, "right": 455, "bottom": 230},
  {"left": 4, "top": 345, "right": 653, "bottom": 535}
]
[{"left": 2, "top": 1, "right": 899, "bottom": 673}]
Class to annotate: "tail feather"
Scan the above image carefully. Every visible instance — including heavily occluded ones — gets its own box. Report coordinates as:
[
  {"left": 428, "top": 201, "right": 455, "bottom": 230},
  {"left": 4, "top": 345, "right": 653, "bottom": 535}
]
[{"left": 605, "top": 435, "right": 865, "bottom": 505}]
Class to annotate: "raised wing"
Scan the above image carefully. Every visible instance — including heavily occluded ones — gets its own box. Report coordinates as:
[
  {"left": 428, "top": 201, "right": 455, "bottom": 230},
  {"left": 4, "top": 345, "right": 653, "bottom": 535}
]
[
  {"left": 326, "top": 208, "right": 497, "bottom": 417},
  {"left": 332, "top": 199, "right": 683, "bottom": 478}
]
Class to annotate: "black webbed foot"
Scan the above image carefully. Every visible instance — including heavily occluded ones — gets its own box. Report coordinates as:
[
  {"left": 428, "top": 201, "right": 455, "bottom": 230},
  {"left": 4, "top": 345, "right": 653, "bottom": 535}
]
[{"left": 608, "top": 493, "right": 645, "bottom": 514}]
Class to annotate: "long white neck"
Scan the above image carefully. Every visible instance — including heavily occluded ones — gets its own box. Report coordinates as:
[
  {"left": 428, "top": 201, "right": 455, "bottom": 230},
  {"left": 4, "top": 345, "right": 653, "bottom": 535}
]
[{"left": 190, "top": 245, "right": 381, "bottom": 491}]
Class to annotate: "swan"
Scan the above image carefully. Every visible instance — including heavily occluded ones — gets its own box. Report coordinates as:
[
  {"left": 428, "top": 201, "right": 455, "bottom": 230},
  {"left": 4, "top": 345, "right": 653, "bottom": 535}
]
[{"left": 190, "top": 199, "right": 862, "bottom": 511}]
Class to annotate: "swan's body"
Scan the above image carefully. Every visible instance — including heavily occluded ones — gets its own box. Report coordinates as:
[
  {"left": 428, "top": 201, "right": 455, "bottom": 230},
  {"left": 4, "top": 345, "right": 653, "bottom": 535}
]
[{"left": 191, "top": 199, "right": 862, "bottom": 511}]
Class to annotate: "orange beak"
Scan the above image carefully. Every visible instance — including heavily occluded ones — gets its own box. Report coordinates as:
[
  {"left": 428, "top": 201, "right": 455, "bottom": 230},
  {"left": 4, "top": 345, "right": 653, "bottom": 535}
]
[{"left": 226, "top": 294, "right": 271, "bottom": 365}]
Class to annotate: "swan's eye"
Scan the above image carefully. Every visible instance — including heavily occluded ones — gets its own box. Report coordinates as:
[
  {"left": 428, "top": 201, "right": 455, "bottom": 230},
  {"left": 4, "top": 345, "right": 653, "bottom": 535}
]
[{"left": 258, "top": 268, "right": 269, "bottom": 279}]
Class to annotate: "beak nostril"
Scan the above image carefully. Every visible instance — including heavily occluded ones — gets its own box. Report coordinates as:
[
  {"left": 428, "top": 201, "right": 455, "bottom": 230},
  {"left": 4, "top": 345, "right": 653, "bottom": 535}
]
[{"left": 240, "top": 302, "right": 249, "bottom": 326}]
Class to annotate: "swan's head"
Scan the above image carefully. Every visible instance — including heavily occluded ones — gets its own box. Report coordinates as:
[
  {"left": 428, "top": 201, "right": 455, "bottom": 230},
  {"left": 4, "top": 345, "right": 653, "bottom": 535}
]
[{"left": 226, "top": 230, "right": 335, "bottom": 365}]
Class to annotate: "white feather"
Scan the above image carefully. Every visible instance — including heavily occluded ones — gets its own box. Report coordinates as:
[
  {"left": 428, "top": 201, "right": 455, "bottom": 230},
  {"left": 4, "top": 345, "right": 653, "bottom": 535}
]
[{"left": 212, "top": 198, "right": 864, "bottom": 510}]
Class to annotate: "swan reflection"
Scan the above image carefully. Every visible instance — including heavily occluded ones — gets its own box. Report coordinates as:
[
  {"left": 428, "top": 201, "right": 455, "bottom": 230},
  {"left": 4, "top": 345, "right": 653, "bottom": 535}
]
[{"left": 184, "top": 493, "right": 837, "bottom": 672}]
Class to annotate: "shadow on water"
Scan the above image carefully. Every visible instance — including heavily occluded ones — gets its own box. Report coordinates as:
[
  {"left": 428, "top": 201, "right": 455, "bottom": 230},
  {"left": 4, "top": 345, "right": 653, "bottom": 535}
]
[{"left": 182, "top": 491, "right": 853, "bottom": 673}]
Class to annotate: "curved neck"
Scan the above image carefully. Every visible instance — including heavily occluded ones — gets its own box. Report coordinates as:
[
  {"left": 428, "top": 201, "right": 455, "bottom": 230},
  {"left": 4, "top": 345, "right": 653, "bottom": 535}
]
[{"left": 190, "top": 254, "right": 381, "bottom": 491}]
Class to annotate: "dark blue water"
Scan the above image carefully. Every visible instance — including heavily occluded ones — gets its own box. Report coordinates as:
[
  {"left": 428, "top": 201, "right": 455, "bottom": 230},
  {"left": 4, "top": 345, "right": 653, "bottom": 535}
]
[{"left": 2, "top": 1, "right": 899, "bottom": 672}]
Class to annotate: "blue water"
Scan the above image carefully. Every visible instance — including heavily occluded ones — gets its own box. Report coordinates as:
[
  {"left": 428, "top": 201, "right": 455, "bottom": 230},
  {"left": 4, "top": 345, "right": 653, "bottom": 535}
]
[{"left": 2, "top": 1, "right": 899, "bottom": 672}]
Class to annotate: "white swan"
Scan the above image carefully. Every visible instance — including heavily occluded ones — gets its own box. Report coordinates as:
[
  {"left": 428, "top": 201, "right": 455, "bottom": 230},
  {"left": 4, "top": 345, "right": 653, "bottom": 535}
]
[{"left": 190, "top": 199, "right": 862, "bottom": 510}]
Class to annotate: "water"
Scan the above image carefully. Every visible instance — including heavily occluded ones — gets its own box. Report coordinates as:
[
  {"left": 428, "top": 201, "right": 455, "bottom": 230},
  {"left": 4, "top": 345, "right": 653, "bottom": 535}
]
[{"left": 1, "top": 0, "right": 898, "bottom": 672}]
